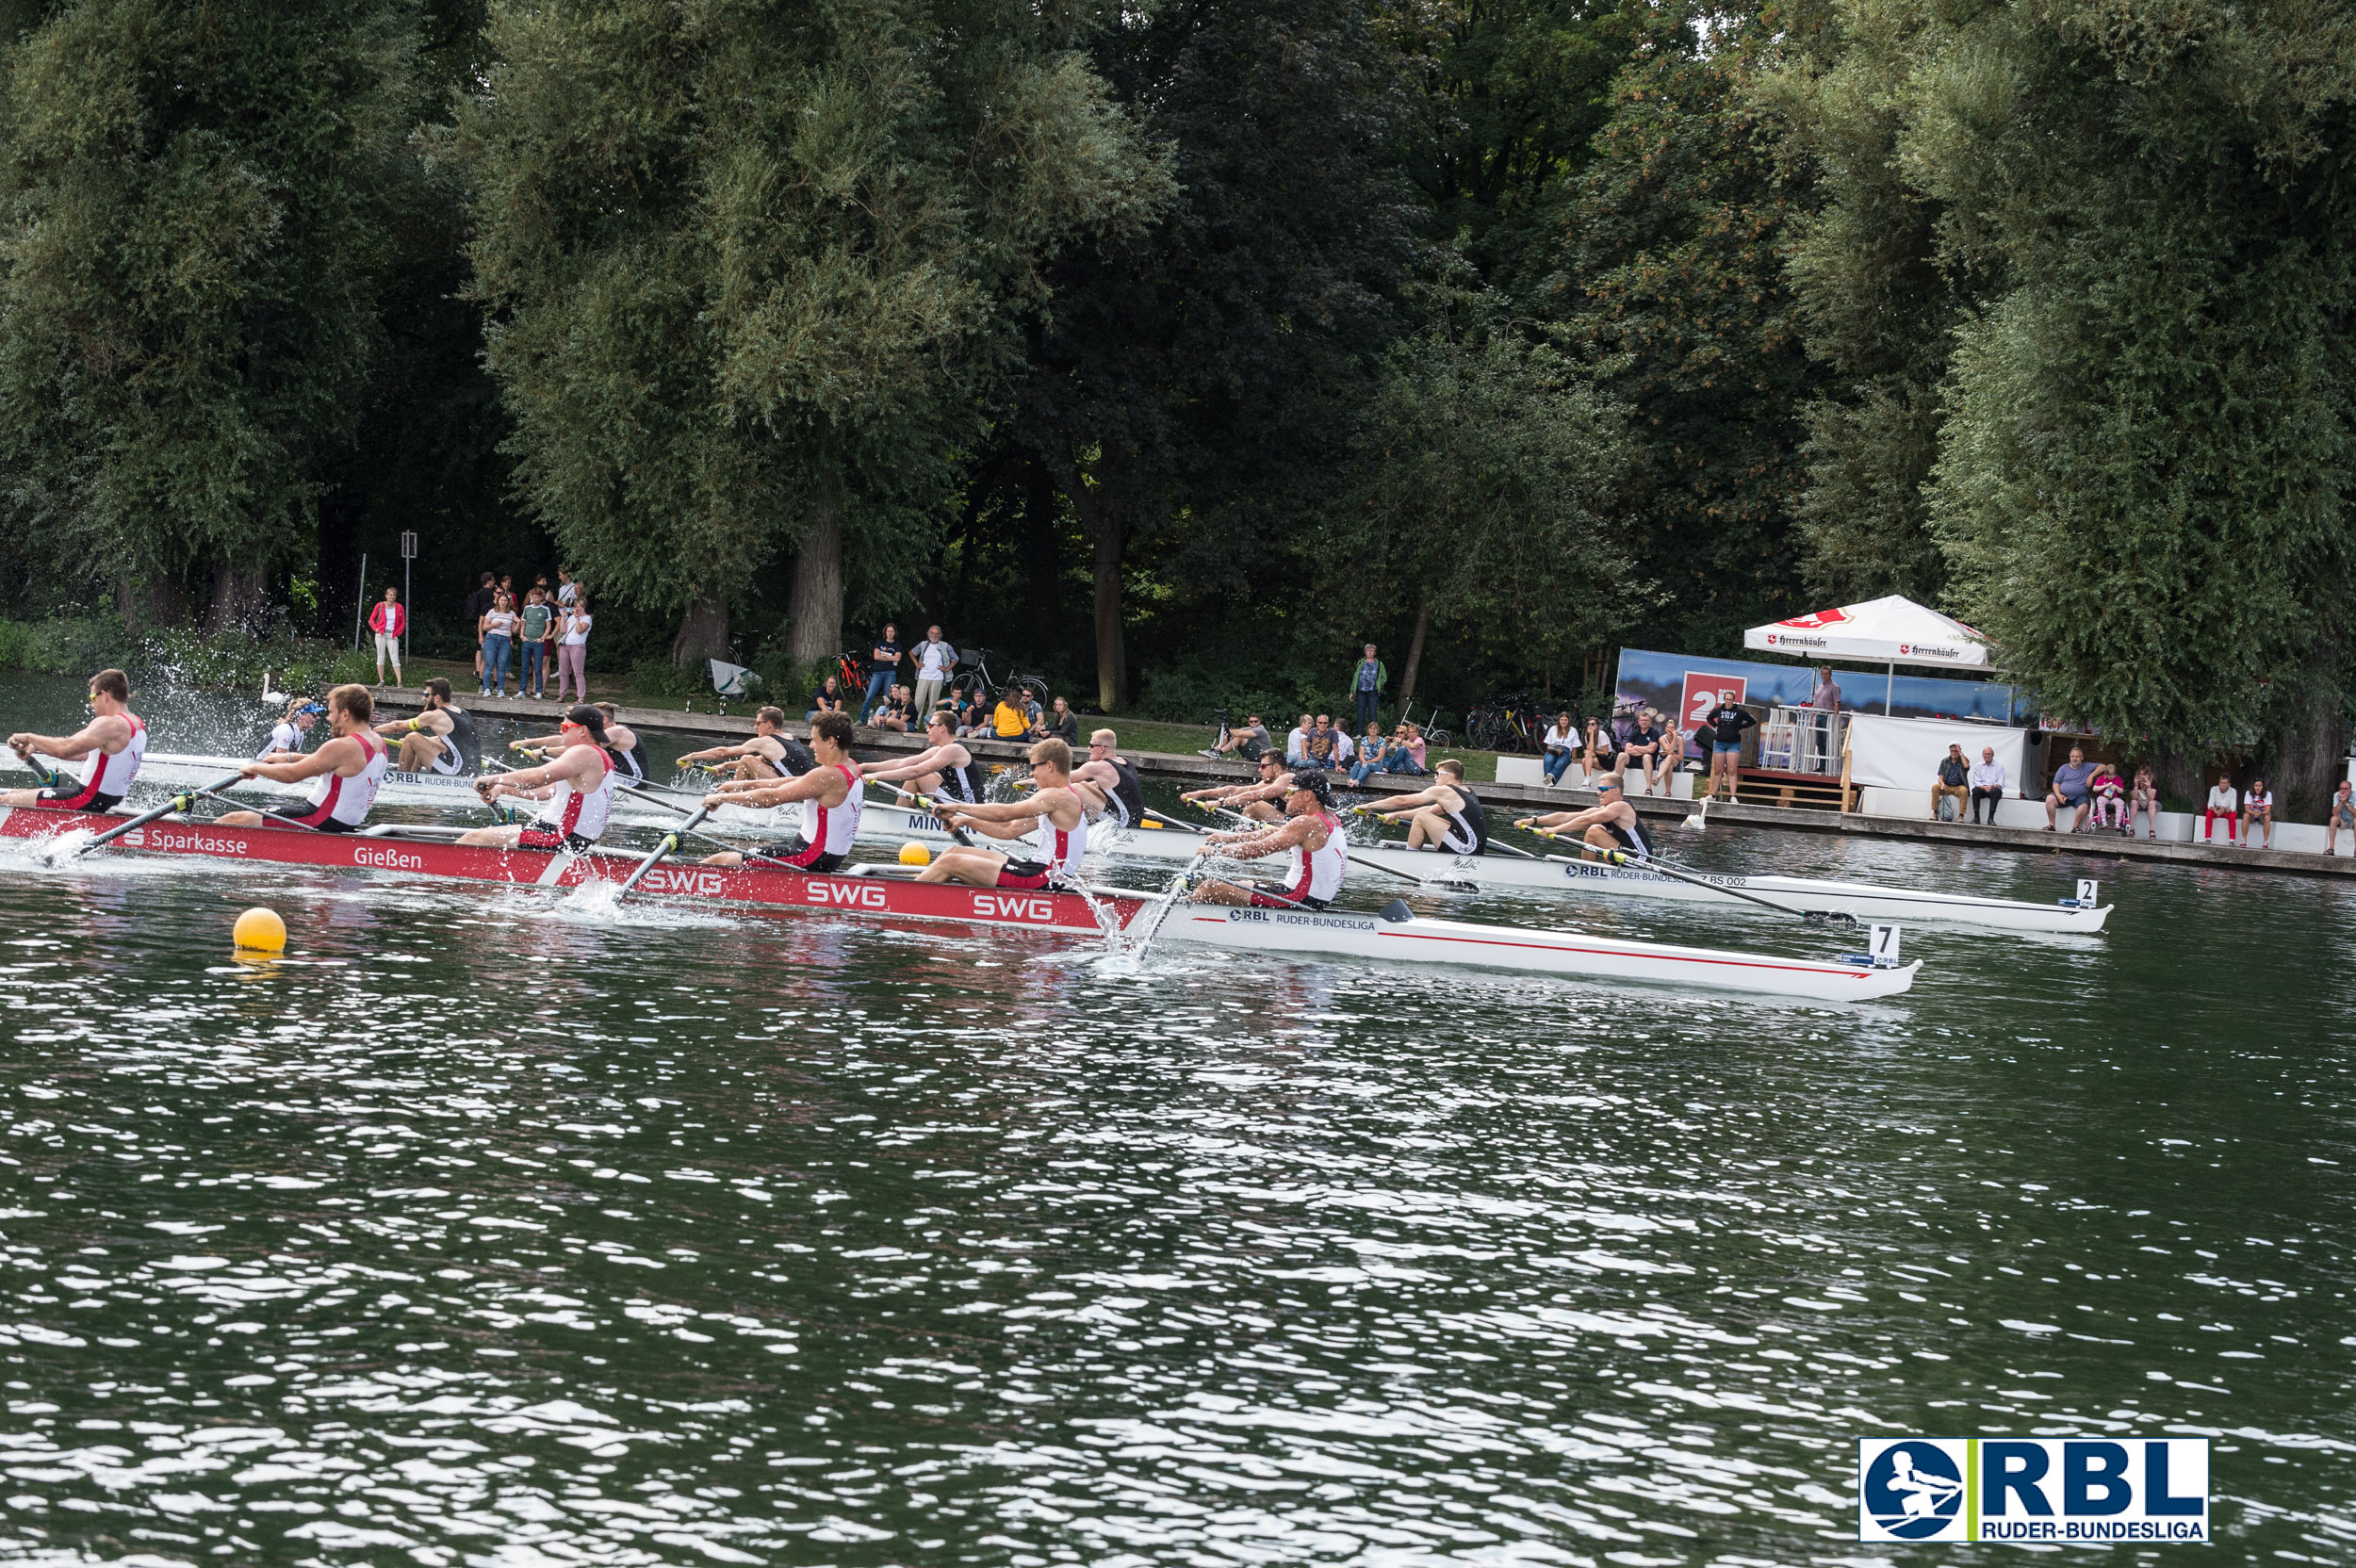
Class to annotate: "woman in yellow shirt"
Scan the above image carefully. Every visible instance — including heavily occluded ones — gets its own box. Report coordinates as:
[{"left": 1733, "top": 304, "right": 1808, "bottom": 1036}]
[{"left": 992, "top": 692, "right": 1029, "bottom": 739}]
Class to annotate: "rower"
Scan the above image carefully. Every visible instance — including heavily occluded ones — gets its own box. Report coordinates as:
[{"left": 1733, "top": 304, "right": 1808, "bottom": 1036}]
[
  {"left": 859, "top": 709, "right": 986, "bottom": 805},
  {"left": 259, "top": 698, "right": 323, "bottom": 758},
  {"left": 1359, "top": 758, "right": 1488, "bottom": 853},
  {"left": 514, "top": 702, "right": 652, "bottom": 784},
  {"left": 676, "top": 706, "right": 813, "bottom": 782},
  {"left": 2, "top": 667, "right": 145, "bottom": 811},
  {"left": 915, "top": 738, "right": 1088, "bottom": 890},
  {"left": 1071, "top": 728, "right": 1147, "bottom": 830},
  {"left": 1191, "top": 770, "right": 1348, "bottom": 910},
  {"left": 696, "top": 711, "right": 862, "bottom": 871},
  {"left": 215, "top": 685, "right": 386, "bottom": 833},
  {"left": 457, "top": 705, "right": 615, "bottom": 851},
  {"left": 1514, "top": 771, "right": 1651, "bottom": 860},
  {"left": 1180, "top": 753, "right": 1289, "bottom": 823},
  {"left": 378, "top": 678, "right": 480, "bottom": 776}
]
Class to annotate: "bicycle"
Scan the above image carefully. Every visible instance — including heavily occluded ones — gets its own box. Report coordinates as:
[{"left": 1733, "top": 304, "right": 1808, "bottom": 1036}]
[{"left": 958, "top": 646, "right": 1053, "bottom": 706}]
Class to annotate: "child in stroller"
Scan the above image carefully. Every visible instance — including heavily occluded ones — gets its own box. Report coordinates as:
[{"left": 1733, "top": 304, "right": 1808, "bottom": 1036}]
[{"left": 2087, "top": 761, "right": 2128, "bottom": 831}]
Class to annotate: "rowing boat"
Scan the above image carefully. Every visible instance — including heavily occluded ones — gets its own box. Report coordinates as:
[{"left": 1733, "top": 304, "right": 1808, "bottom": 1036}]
[
  {"left": 0, "top": 804, "right": 1917, "bottom": 1002},
  {"left": 858, "top": 800, "right": 2110, "bottom": 934}
]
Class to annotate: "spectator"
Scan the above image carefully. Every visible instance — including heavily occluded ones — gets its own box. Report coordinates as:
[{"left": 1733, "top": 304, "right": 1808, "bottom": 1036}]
[
  {"left": 2043, "top": 746, "right": 2096, "bottom": 830},
  {"left": 1585, "top": 714, "right": 1622, "bottom": 780},
  {"left": 2087, "top": 760, "right": 2127, "bottom": 831},
  {"left": 1968, "top": 745, "right": 2006, "bottom": 825},
  {"left": 1037, "top": 695, "right": 1079, "bottom": 745},
  {"left": 1626, "top": 708, "right": 1670, "bottom": 796},
  {"left": 480, "top": 590, "right": 518, "bottom": 696},
  {"left": 368, "top": 587, "right": 405, "bottom": 688},
  {"left": 1540, "top": 711, "right": 1579, "bottom": 787},
  {"left": 1808, "top": 665, "right": 1842, "bottom": 773},
  {"left": 990, "top": 688, "right": 1029, "bottom": 739},
  {"left": 1203, "top": 710, "right": 1270, "bottom": 761},
  {"left": 466, "top": 572, "right": 496, "bottom": 687},
  {"left": 1931, "top": 743, "right": 1971, "bottom": 821},
  {"left": 860, "top": 624, "right": 902, "bottom": 721},
  {"left": 554, "top": 594, "right": 592, "bottom": 703},
  {"left": 912, "top": 627, "right": 957, "bottom": 713},
  {"left": 868, "top": 685, "right": 914, "bottom": 734},
  {"left": 518, "top": 588, "right": 553, "bottom": 700},
  {"left": 1349, "top": 644, "right": 1386, "bottom": 731},
  {"left": 556, "top": 568, "right": 579, "bottom": 610},
  {"left": 2128, "top": 766, "right": 2161, "bottom": 841},
  {"left": 2201, "top": 773, "right": 2237, "bottom": 842},
  {"left": 1333, "top": 722, "right": 1357, "bottom": 770},
  {"left": 2240, "top": 776, "right": 2274, "bottom": 849},
  {"left": 2329, "top": 779, "right": 2356, "bottom": 857},
  {"left": 807, "top": 674, "right": 847, "bottom": 723},
  {"left": 1281, "top": 712, "right": 1311, "bottom": 765},
  {"left": 1357, "top": 719, "right": 1384, "bottom": 770},
  {"left": 1400, "top": 723, "right": 1429, "bottom": 775},
  {"left": 1693, "top": 697, "right": 1757, "bottom": 803},
  {"left": 1303, "top": 713, "right": 1340, "bottom": 769}
]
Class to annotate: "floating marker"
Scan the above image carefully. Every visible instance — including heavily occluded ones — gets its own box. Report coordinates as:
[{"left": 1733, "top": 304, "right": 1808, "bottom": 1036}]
[{"left": 233, "top": 906, "right": 286, "bottom": 954}]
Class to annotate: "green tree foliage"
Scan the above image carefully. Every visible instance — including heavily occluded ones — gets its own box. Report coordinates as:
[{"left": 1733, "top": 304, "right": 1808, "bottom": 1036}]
[
  {"left": 1321, "top": 306, "right": 1641, "bottom": 710},
  {"left": 450, "top": 0, "right": 1167, "bottom": 666},
  {"left": 0, "top": 0, "right": 424, "bottom": 628},
  {"left": 1548, "top": 17, "right": 1820, "bottom": 655},
  {"left": 1900, "top": 0, "right": 2356, "bottom": 801}
]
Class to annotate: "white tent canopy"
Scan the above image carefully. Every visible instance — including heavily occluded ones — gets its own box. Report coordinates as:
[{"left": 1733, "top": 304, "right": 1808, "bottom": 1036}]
[{"left": 1744, "top": 595, "right": 1991, "bottom": 668}]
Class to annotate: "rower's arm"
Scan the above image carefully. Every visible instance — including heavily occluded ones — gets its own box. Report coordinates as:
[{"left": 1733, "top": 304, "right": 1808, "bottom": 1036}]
[
  {"left": 1361, "top": 788, "right": 1438, "bottom": 814},
  {"left": 721, "top": 769, "right": 837, "bottom": 809},
  {"left": 10, "top": 717, "right": 121, "bottom": 760},
  {"left": 942, "top": 794, "right": 1049, "bottom": 825},
  {"left": 1210, "top": 817, "right": 1311, "bottom": 861},
  {"left": 242, "top": 741, "right": 354, "bottom": 783},
  {"left": 859, "top": 748, "right": 941, "bottom": 782}
]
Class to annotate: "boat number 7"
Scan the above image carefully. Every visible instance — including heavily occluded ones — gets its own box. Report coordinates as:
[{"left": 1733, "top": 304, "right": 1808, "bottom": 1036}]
[{"left": 1869, "top": 923, "right": 1902, "bottom": 966}]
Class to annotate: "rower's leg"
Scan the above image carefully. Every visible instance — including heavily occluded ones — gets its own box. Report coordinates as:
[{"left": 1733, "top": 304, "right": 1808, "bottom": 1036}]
[
  {"left": 1582, "top": 825, "right": 1618, "bottom": 858},
  {"left": 455, "top": 825, "right": 524, "bottom": 848},
  {"left": 914, "top": 848, "right": 1006, "bottom": 886},
  {"left": 214, "top": 810, "right": 265, "bottom": 826},
  {"left": 1190, "top": 878, "right": 1251, "bottom": 906},
  {"left": 0, "top": 788, "right": 41, "bottom": 807}
]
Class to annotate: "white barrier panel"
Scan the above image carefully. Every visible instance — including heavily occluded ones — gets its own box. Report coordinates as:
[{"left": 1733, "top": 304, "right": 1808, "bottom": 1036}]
[{"left": 1845, "top": 713, "right": 2026, "bottom": 794}]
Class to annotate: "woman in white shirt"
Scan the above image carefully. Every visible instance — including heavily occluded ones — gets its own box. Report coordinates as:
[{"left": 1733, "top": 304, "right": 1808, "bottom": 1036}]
[
  {"left": 1542, "top": 711, "right": 1579, "bottom": 787},
  {"left": 555, "top": 596, "right": 593, "bottom": 704},
  {"left": 479, "top": 592, "right": 519, "bottom": 697},
  {"left": 2238, "top": 776, "right": 2273, "bottom": 849}
]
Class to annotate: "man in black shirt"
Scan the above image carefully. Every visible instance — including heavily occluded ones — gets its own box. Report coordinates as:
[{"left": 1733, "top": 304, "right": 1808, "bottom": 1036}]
[{"left": 1930, "top": 743, "right": 1971, "bottom": 821}]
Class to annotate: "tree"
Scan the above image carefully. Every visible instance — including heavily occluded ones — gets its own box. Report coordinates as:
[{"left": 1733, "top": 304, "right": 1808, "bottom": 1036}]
[
  {"left": 1320, "top": 306, "right": 1642, "bottom": 711},
  {"left": 1548, "top": 14, "right": 1821, "bottom": 655},
  {"left": 0, "top": 0, "right": 425, "bottom": 629},
  {"left": 450, "top": 0, "right": 1167, "bottom": 667}
]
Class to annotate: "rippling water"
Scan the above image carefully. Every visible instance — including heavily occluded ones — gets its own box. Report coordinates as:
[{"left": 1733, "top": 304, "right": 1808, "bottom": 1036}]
[{"left": 0, "top": 674, "right": 2351, "bottom": 1564}]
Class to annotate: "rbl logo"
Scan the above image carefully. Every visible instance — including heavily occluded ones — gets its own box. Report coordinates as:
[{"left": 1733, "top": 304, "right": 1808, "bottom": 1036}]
[{"left": 1857, "top": 1438, "right": 2208, "bottom": 1543}]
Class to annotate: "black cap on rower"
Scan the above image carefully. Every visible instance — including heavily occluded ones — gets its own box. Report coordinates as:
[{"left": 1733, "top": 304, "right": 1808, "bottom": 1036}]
[
  {"left": 564, "top": 703, "right": 608, "bottom": 740},
  {"left": 1287, "top": 768, "right": 1333, "bottom": 804}
]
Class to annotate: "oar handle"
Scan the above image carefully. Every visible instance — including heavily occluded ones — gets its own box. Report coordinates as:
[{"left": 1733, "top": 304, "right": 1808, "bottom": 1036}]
[{"left": 615, "top": 806, "right": 710, "bottom": 899}]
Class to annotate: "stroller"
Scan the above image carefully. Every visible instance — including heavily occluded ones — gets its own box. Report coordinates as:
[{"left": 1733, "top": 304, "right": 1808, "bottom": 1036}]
[{"left": 2086, "top": 767, "right": 2128, "bottom": 831}]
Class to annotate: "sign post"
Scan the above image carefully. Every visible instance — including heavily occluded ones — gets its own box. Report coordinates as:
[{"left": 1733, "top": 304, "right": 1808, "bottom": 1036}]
[
  {"left": 352, "top": 553, "right": 368, "bottom": 653},
  {"left": 399, "top": 531, "right": 418, "bottom": 670}
]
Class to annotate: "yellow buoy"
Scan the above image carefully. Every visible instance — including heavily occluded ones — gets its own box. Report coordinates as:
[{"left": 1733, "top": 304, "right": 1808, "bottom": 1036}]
[
  {"left": 898, "top": 841, "right": 931, "bottom": 867},
  {"left": 232, "top": 906, "right": 286, "bottom": 954}
]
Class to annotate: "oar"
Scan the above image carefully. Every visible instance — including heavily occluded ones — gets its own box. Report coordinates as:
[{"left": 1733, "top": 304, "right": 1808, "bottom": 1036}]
[
  {"left": 614, "top": 806, "right": 710, "bottom": 902},
  {"left": 1532, "top": 829, "right": 1853, "bottom": 924},
  {"left": 1121, "top": 838, "right": 1219, "bottom": 960},
  {"left": 79, "top": 772, "right": 247, "bottom": 851},
  {"left": 859, "top": 778, "right": 981, "bottom": 847}
]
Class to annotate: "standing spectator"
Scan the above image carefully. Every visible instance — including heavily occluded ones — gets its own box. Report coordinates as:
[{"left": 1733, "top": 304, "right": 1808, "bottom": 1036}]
[
  {"left": 517, "top": 588, "right": 553, "bottom": 700},
  {"left": 1349, "top": 644, "right": 1386, "bottom": 732},
  {"left": 1808, "top": 666, "right": 1842, "bottom": 774},
  {"left": 1284, "top": 712, "right": 1313, "bottom": 765},
  {"left": 1037, "top": 695, "right": 1079, "bottom": 745},
  {"left": 1693, "top": 698, "right": 1757, "bottom": 803},
  {"left": 554, "top": 595, "right": 592, "bottom": 703},
  {"left": 1930, "top": 743, "right": 1971, "bottom": 820},
  {"left": 807, "top": 674, "right": 847, "bottom": 723},
  {"left": 860, "top": 624, "right": 902, "bottom": 722},
  {"left": 539, "top": 582, "right": 560, "bottom": 688},
  {"left": 368, "top": 588, "right": 405, "bottom": 688},
  {"left": 2201, "top": 773, "right": 2237, "bottom": 842},
  {"left": 2328, "top": 779, "right": 2355, "bottom": 857},
  {"left": 465, "top": 573, "right": 496, "bottom": 687},
  {"left": 556, "top": 568, "right": 579, "bottom": 610},
  {"left": 2043, "top": 745, "right": 2096, "bottom": 830},
  {"left": 480, "top": 591, "right": 518, "bottom": 697},
  {"left": 2240, "top": 776, "right": 2274, "bottom": 849},
  {"left": 1968, "top": 745, "right": 2006, "bottom": 824},
  {"left": 911, "top": 626, "right": 957, "bottom": 714},
  {"left": 2128, "top": 766, "right": 2162, "bottom": 841}
]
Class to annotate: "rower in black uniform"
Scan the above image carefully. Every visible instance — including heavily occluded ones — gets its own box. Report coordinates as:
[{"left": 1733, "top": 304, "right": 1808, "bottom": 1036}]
[
  {"left": 1360, "top": 758, "right": 1488, "bottom": 853},
  {"left": 1515, "top": 771, "right": 1652, "bottom": 859},
  {"left": 378, "top": 678, "right": 480, "bottom": 776},
  {"left": 859, "top": 709, "right": 987, "bottom": 806},
  {"left": 1072, "top": 728, "right": 1148, "bottom": 829}
]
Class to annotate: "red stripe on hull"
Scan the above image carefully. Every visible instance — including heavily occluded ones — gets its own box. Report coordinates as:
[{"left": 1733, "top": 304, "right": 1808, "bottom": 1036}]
[{"left": 0, "top": 807, "right": 1138, "bottom": 935}]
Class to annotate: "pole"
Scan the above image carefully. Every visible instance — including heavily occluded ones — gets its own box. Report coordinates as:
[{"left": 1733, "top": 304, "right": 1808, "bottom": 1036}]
[
  {"left": 1885, "top": 661, "right": 1893, "bottom": 716},
  {"left": 402, "top": 557, "right": 411, "bottom": 675},
  {"left": 353, "top": 552, "right": 368, "bottom": 653}
]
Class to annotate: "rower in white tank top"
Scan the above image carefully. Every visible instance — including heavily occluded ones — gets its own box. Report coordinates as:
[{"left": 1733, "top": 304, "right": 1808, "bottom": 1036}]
[
  {"left": 83, "top": 715, "right": 146, "bottom": 800},
  {"left": 523, "top": 753, "right": 614, "bottom": 849},
  {"left": 1030, "top": 808, "right": 1089, "bottom": 878},
  {"left": 1284, "top": 808, "right": 1348, "bottom": 905},
  {"left": 800, "top": 762, "right": 864, "bottom": 858},
  {"left": 289, "top": 730, "right": 387, "bottom": 829}
]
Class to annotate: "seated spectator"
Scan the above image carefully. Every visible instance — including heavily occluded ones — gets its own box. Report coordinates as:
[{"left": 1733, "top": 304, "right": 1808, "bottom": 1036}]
[
  {"left": 1624, "top": 708, "right": 1669, "bottom": 796},
  {"left": 1400, "top": 724, "right": 1429, "bottom": 775},
  {"left": 1931, "top": 743, "right": 1971, "bottom": 821},
  {"left": 1968, "top": 746, "right": 2006, "bottom": 825},
  {"left": 1302, "top": 712, "right": 1340, "bottom": 769},
  {"left": 2128, "top": 766, "right": 2161, "bottom": 841},
  {"left": 1332, "top": 722, "right": 1356, "bottom": 769},
  {"left": 1541, "top": 710, "right": 1579, "bottom": 787},
  {"left": 2329, "top": 779, "right": 2356, "bottom": 857},
  {"left": 1584, "top": 715, "right": 1622, "bottom": 782},
  {"left": 2043, "top": 745, "right": 2095, "bottom": 831},
  {"left": 2087, "top": 760, "right": 2127, "bottom": 831},
  {"left": 1205, "top": 711, "right": 1271, "bottom": 761},
  {"left": 871, "top": 685, "right": 914, "bottom": 734},
  {"left": 1036, "top": 695, "right": 1079, "bottom": 745},
  {"left": 2201, "top": 774, "right": 2238, "bottom": 842},
  {"left": 806, "top": 674, "right": 846, "bottom": 722},
  {"left": 1284, "top": 712, "right": 1313, "bottom": 766},
  {"left": 2240, "top": 776, "right": 2274, "bottom": 849},
  {"left": 991, "top": 689, "right": 1030, "bottom": 739},
  {"left": 956, "top": 688, "right": 994, "bottom": 739},
  {"left": 1357, "top": 719, "right": 1384, "bottom": 771}
]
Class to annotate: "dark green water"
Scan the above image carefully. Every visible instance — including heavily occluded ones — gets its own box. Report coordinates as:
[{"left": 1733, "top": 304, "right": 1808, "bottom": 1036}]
[{"left": 0, "top": 675, "right": 2350, "bottom": 1565}]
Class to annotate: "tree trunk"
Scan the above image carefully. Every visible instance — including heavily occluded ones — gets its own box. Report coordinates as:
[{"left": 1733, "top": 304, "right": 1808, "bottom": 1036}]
[
  {"left": 671, "top": 595, "right": 729, "bottom": 668},
  {"left": 1397, "top": 593, "right": 1432, "bottom": 716},
  {"left": 204, "top": 565, "right": 267, "bottom": 634},
  {"left": 2267, "top": 660, "right": 2348, "bottom": 820},
  {"left": 115, "top": 573, "right": 186, "bottom": 630},
  {"left": 786, "top": 474, "right": 845, "bottom": 664},
  {"left": 1066, "top": 452, "right": 1128, "bottom": 713}
]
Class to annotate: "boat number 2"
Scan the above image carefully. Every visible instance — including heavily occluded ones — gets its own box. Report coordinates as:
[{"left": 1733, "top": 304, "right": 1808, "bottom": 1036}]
[
  {"left": 2076, "top": 878, "right": 2099, "bottom": 907},
  {"left": 1870, "top": 923, "right": 1902, "bottom": 966}
]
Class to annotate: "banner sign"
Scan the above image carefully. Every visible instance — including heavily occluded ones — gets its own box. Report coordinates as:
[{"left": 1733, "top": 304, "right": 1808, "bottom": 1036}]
[
  {"left": 1677, "top": 671, "right": 1745, "bottom": 734},
  {"left": 1617, "top": 647, "right": 2021, "bottom": 727},
  {"left": 1857, "top": 1437, "right": 2208, "bottom": 1544}
]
